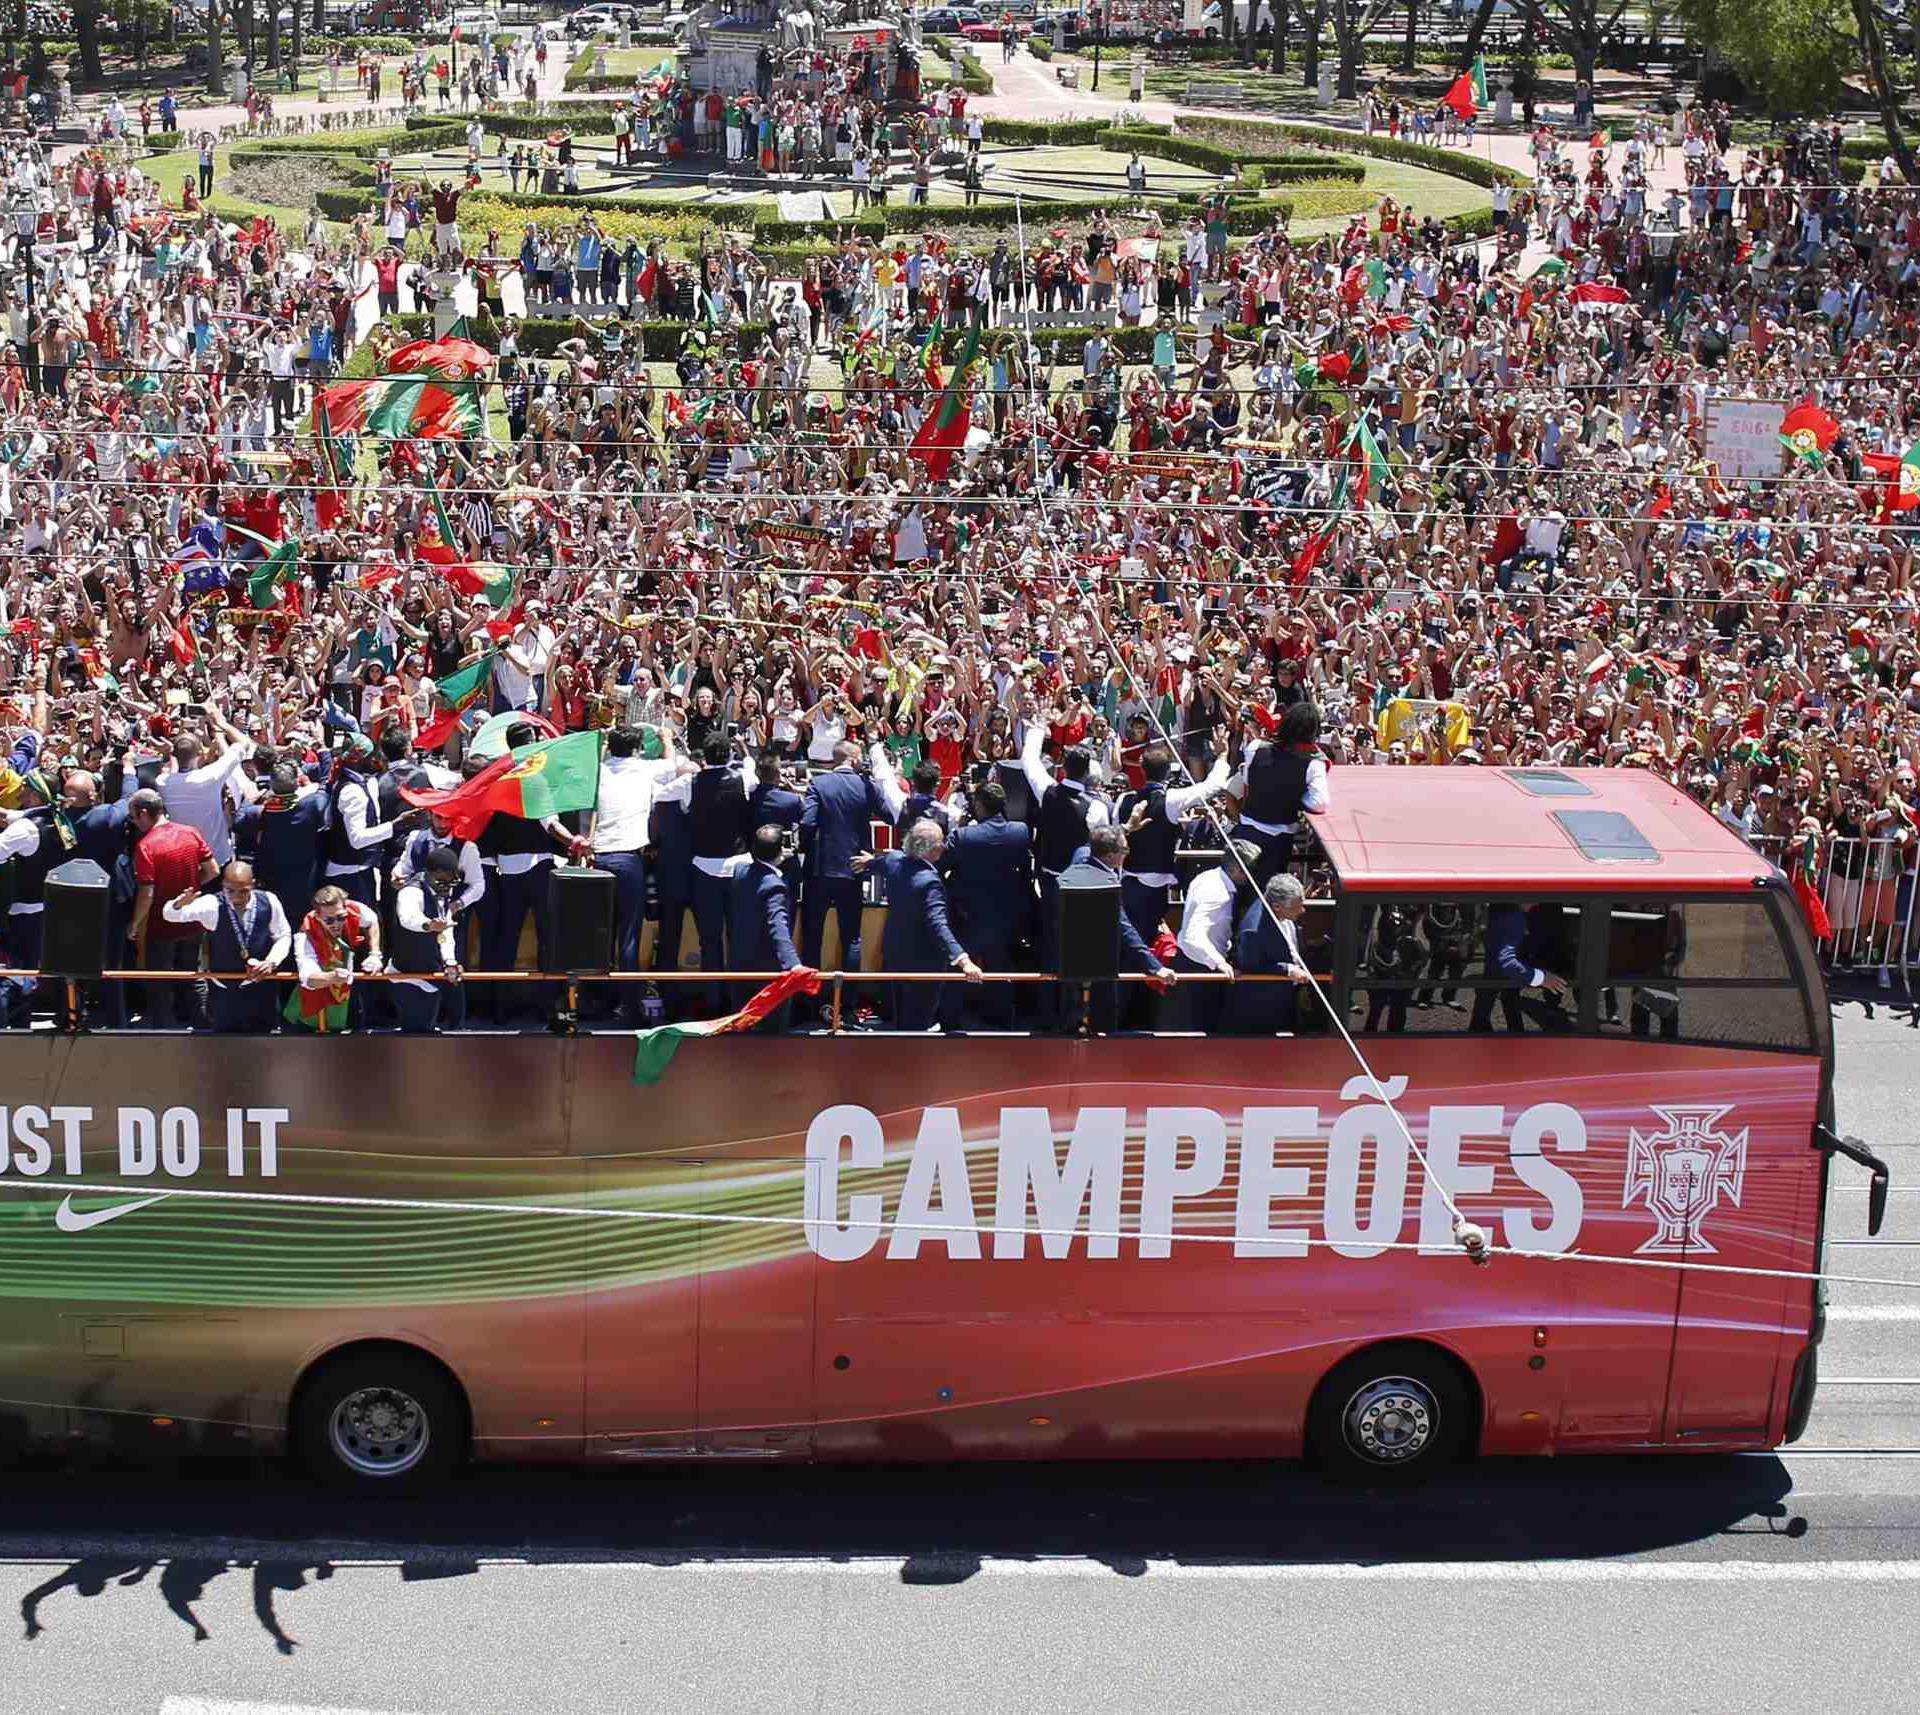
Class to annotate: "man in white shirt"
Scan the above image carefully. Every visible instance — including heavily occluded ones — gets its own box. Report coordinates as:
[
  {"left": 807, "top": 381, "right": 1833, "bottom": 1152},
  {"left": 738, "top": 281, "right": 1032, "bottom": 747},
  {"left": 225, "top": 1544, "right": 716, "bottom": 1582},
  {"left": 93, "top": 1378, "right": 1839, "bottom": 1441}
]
[
  {"left": 161, "top": 716, "right": 255, "bottom": 867},
  {"left": 1171, "top": 839, "right": 1261, "bottom": 1032},
  {"left": 492, "top": 604, "right": 557, "bottom": 711},
  {"left": 391, "top": 847, "right": 469, "bottom": 1034},
  {"left": 587, "top": 725, "right": 694, "bottom": 1019}
]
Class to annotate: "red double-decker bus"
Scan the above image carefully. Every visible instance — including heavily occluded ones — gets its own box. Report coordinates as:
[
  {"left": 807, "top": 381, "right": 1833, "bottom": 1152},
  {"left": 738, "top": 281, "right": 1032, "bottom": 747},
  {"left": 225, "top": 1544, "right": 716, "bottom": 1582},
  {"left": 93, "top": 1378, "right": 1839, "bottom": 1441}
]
[{"left": 0, "top": 767, "right": 1888, "bottom": 1484}]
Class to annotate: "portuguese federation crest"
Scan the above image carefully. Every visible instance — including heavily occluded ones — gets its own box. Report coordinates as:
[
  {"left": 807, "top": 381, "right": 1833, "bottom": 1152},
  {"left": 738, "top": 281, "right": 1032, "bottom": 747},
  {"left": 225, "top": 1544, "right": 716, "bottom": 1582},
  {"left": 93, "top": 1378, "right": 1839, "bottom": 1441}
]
[{"left": 1624, "top": 1104, "right": 1747, "bottom": 1254}]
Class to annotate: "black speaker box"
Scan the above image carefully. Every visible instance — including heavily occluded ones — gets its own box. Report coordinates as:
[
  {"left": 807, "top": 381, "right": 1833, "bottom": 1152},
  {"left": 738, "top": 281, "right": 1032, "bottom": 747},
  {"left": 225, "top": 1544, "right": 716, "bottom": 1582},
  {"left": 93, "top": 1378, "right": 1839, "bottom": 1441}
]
[
  {"left": 1055, "top": 861, "right": 1122, "bottom": 982},
  {"left": 548, "top": 864, "right": 615, "bottom": 975},
  {"left": 42, "top": 858, "right": 110, "bottom": 979}
]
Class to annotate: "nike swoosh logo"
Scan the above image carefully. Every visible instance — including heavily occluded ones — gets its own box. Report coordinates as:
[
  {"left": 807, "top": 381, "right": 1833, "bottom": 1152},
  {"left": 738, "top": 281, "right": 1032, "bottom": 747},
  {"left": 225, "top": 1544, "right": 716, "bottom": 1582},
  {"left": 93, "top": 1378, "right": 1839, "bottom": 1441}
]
[{"left": 53, "top": 1194, "right": 169, "bottom": 1234}]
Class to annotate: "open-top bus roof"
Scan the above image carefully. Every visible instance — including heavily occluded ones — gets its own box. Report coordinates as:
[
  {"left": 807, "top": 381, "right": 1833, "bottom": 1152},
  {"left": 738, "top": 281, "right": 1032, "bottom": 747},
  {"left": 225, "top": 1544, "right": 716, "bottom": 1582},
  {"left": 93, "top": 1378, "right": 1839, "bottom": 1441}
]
[{"left": 1311, "top": 767, "right": 1781, "bottom": 894}]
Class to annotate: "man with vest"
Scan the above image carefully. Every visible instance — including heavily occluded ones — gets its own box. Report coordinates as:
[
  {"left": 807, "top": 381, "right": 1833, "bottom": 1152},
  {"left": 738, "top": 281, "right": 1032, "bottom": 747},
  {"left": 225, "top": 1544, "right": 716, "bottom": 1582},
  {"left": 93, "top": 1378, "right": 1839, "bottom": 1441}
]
[
  {"left": 940, "top": 777, "right": 1032, "bottom": 1029},
  {"left": 390, "top": 846, "right": 468, "bottom": 1034},
  {"left": 1228, "top": 700, "right": 1330, "bottom": 886},
  {"left": 859, "top": 818, "right": 982, "bottom": 1032},
  {"left": 687, "top": 732, "right": 752, "bottom": 1009},
  {"left": 159, "top": 860, "right": 293, "bottom": 1033},
  {"left": 323, "top": 734, "right": 398, "bottom": 911},
  {"left": 651, "top": 790, "right": 696, "bottom": 1014},
  {"left": 1022, "top": 727, "right": 1110, "bottom": 1019},
  {"left": 727, "top": 823, "right": 801, "bottom": 1026},
  {"left": 799, "top": 740, "right": 887, "bottom": 974},
  {"left": 1117, "top": 732, "right": 1233, "bottom": 948},
  {"left": 872, "top": 750, "right": 951, "bottom": 841}
]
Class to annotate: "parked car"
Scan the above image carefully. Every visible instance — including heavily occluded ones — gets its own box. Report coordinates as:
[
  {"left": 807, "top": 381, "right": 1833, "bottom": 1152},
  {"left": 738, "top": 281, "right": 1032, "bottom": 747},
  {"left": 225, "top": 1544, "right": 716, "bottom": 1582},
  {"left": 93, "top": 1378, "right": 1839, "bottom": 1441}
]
[
  {"left": 915, "top": 7, "right": 986, "bottom": 33},
  {"left": 959, "top": 16, "right": 1025, "bottom": 37}
]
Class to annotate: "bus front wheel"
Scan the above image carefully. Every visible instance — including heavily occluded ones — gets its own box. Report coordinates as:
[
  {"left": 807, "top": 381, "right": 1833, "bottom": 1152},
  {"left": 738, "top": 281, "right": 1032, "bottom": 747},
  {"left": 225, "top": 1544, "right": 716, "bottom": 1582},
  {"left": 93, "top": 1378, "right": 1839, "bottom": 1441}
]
[
  {"left": 1306, "top": 1343, "right": 1473, "bottom": 1484},
  {"left": 291, "top": 1346, "right": 468, "bottom": 1488}
]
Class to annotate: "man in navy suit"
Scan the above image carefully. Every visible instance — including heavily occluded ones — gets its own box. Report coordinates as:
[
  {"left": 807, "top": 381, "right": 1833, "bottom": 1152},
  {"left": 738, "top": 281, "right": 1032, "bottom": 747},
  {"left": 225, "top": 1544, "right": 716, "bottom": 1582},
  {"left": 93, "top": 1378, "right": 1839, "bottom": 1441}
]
[
  {"left": 800, "top": 740, "right": 886, "bottom": 972},
  {"left": 940, "top": 777, "right": 1032, "bottom": 1029},
  {"left": 237, "top": 760, "right": 332, "bottom": 927},
  {"left": 861, "top": 818, "right": 982, "bottom": 1031},
  {"left": 747, "top": 749, "right": 806, "bottom": 908},
  {"left": 1224, "top": 872, "right": 1313, "bottom": 1035},
  {"left": 1469, "top": 901, "right": 1572, "bottom": 1033},
  {"left": 64, "top": 765, "right": 136, "bottom": 1027},
  {"left": 728, "top": 824, "right": 801, "bottom": 1030}
]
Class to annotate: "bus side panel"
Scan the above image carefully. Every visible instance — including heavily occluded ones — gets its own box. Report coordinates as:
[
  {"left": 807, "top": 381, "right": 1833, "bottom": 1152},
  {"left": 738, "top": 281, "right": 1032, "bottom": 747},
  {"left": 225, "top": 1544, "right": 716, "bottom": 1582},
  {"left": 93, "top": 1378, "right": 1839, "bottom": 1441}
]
[
  {"left": 0, "top": 1036, "right": 587, "bottom": 1461},
  {"left": 1666, "top": 1072, "right": 1822, "bottom": 1445}
]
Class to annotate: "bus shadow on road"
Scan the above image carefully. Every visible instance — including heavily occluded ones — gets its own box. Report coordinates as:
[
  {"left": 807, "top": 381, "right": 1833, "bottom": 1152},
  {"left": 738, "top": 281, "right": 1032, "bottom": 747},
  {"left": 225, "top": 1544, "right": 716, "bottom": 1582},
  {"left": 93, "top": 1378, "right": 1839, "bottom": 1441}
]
[{"left": 0, "top": 1450, "right": 1811, "bottom": 1647}]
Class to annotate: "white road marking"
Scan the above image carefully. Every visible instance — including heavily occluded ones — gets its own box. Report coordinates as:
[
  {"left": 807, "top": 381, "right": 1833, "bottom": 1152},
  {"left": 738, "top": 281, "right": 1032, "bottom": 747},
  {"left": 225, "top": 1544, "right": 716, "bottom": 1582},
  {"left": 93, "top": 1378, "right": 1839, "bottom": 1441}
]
[
  {"left": 160, "top": 1700, "right": 425, "bottom": 1715},
  {"left": 1826, "top": 1305, "right": 1920, "bottom": 1320}
]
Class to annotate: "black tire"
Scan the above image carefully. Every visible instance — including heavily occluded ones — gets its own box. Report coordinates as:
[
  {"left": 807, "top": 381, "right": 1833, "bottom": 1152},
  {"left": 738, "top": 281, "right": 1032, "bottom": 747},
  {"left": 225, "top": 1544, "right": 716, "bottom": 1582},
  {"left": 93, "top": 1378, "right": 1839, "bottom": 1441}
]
[
  {"left": 291, "top": 1348, "right": 467, "bottom": 1488},
  {"left": 1306, "top": 1343, "right": 1473, "bottom": 1485}
]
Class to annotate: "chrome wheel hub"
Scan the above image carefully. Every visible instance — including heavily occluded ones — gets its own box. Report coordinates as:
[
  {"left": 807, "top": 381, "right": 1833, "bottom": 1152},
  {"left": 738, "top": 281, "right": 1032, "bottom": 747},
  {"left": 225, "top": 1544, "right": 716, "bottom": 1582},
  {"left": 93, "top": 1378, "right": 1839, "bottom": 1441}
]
[
  {"left": 1343, "top": 1376, "right": 1437, "bottom": 1464},
  {"left": 329, "top": 1384, "right": 430, "bottom": 1476}
]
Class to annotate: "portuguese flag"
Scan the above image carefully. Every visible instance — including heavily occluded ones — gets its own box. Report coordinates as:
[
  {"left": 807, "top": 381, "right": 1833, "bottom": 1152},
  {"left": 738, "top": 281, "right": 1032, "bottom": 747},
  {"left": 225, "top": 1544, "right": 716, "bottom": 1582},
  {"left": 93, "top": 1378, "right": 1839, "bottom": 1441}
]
[
  {"left": 416, "top": 649, "right": 497, "bottom": 751},
  {"left": 447, "top": 560, "right": 519, "bottom": 610},
  {"left": 907, "top": 322, "right": 981, "bottom": 481},
  {"left": 632, "top": 967, "right": 824, "bottom": 1084},
  {"left": 1442, "top": 53, "right": 1486, "bottom": 120},
  {"left": 1348, "top": 414, "right": 1394, "bottom": 508},
  {"left": 399, "top": 728, "right": 602, "bottom": 839},
  {"left": 916, "top": 313, "right": 944, "bottom": 389},
  {"left": 315, "top": 373, "right": 485, "bottom": 442},
  {"left": 247, "top": 538, "right": 299, "bottom": 608}
]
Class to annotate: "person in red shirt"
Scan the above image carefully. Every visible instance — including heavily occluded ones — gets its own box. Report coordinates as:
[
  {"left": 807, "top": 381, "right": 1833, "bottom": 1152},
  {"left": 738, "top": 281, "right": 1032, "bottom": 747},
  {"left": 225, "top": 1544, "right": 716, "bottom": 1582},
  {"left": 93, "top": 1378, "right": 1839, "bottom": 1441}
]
[{"left": 127, "top": 789, "right": 217, "bottom": 1028}]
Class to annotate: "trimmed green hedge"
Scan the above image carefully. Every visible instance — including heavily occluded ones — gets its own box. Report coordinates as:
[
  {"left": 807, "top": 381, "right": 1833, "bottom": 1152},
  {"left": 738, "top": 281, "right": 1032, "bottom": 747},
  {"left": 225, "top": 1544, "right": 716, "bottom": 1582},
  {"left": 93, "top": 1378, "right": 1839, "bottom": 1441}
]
[
  {"left": 378, "top": 311, "right": 773, "bottom": 359},
  {"left": 1026, "top": 34, "right": 1052, "bottom": 59},
  {"left": 1173, "top": 116, "right": 1529, "bottom": 189},
  {"left": 922, "top": 35, "right": 995, "bottom": 95},
  {"left": 980, "top": 116, "right": 1105, "bottom": 145},
  {"left": 315, "top": 32, "right": 416, "bottom": 54}
]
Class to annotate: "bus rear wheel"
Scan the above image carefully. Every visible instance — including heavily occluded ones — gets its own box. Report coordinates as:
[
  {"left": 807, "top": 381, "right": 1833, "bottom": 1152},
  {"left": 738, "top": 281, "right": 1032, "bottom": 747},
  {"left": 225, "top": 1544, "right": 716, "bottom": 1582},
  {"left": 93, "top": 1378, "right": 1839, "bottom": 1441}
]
[
  {"left": 292, "top": 1348, "right": 466, "bottom": 1488},
  {"left": 1307, "top": 1344, "right": 1472, "bottom": 1485}
]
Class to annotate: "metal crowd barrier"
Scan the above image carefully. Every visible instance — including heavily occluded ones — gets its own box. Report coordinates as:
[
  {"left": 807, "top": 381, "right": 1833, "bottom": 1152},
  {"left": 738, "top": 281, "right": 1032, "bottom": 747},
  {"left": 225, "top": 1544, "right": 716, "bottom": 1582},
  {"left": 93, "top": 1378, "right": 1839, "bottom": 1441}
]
[{"left": 1748, "top": 833, "right": 1919, "bottom": 990}]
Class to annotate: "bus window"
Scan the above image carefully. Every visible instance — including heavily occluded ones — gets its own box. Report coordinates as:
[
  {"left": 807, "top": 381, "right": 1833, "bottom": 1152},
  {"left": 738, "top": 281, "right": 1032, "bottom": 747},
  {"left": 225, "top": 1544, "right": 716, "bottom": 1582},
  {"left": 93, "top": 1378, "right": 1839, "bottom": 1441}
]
[
  {"left": 1595, "top": 899, "right": 1812, "bottom": 1053},
  {"left": 1341, "top": 900, "right": 1579, "bottom": 1036},
  {"left": 1604, "top": 900, "right": 1792, "bottom": 983}
]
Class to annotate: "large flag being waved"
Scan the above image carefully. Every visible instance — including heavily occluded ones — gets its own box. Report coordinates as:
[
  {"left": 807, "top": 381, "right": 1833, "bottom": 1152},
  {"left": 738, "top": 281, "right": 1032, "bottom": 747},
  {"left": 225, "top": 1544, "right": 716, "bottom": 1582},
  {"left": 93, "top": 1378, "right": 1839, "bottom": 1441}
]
[
  {"left": 632, "top": 968, "right": 825, "bottom": 1084},
  {"left": 315, "top": 373, "right": 486, "bottom": 442},
  {"left": 1442, "top": 53, "right": 1486, "bottom": 119},
  {"left": 907, "top": 322, "right": 982, "bottom": 481},
  {"left": 385, "top": 336, "right": 494, "bottom": 379},
  {"left": 399, "top": 729, "right": 602, "bottom": 839},
  {"left": 416, "top": 649, "right": 497, "bottom": 751}
]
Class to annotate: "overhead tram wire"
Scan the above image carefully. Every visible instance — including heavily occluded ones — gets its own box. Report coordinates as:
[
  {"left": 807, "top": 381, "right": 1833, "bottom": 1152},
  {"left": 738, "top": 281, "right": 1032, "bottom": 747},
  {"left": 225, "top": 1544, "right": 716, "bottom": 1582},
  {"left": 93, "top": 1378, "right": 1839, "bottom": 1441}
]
[{"left": 1004, "top": 187, "right": 1489, "bottom": 1268}]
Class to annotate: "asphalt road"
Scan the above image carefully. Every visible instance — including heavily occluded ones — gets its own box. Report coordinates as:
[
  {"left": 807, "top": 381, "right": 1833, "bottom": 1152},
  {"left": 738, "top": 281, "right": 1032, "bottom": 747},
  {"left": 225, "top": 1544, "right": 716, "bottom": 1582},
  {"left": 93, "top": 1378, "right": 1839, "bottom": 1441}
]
[{"left": 5, "top": 998, "right": 1919, "bottom": 1715}]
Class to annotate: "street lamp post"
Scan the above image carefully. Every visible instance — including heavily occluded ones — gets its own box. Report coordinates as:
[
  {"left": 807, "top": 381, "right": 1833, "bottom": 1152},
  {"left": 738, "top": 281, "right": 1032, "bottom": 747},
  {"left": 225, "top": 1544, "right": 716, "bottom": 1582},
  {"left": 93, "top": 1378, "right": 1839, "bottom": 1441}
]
[{"left": 1090, "top": 2, "right": 1102, "bottom": 88}]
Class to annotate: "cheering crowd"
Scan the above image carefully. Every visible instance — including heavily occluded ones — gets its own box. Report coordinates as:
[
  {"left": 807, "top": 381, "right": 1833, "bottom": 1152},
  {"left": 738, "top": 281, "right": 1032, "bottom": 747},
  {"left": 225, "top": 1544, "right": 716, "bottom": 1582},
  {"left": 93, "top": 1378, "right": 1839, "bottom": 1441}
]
[{"left": 0, "top": 82, "right": 1915, "bottom": 1034}]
